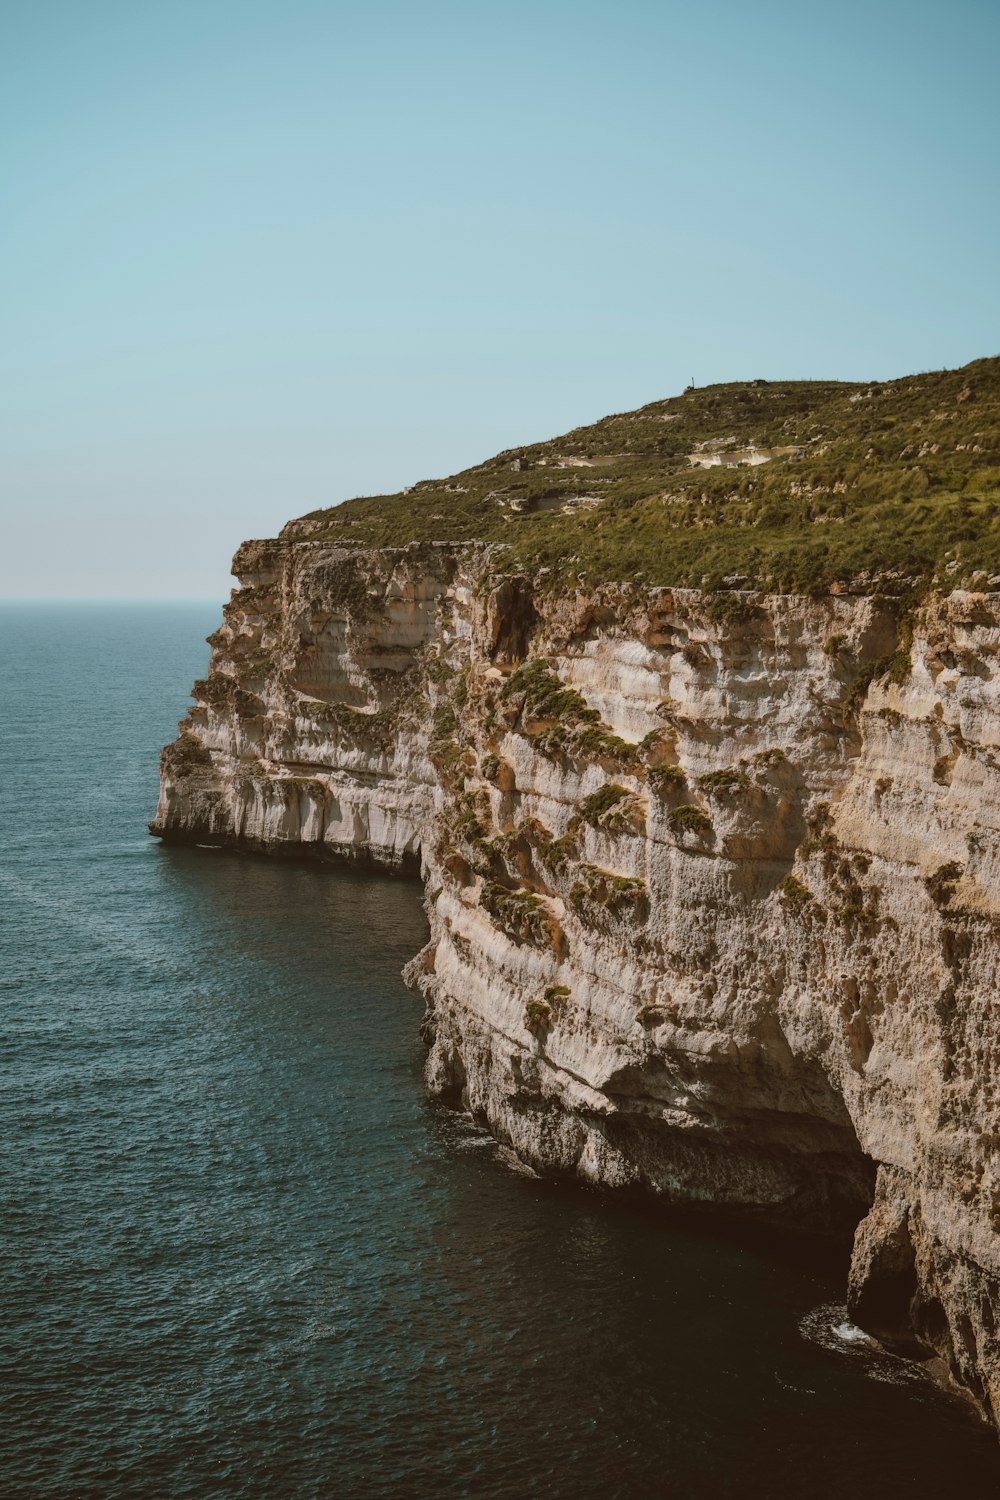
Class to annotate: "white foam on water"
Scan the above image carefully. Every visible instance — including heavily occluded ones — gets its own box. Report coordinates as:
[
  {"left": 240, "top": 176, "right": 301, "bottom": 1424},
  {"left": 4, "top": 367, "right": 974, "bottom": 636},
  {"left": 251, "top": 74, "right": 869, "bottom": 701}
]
[
  {"left": 834, "top": 1320, "right": 875, "bottom": 1345},
  {"left": 799, "top": 1303, "right": 932, "bottom": 1390}
]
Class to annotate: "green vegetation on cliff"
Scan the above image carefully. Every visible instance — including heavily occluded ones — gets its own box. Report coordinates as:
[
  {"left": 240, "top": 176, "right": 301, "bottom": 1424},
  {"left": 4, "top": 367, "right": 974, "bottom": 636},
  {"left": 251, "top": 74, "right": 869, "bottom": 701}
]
[{"left": 292, "top": 357, "right": 1000, "bottom": 594}]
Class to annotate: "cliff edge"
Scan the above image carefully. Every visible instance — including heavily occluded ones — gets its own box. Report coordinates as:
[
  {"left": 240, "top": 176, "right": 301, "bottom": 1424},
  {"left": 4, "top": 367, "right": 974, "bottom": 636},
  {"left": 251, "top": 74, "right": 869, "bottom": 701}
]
[{"left": 153, "top": 360, "right": 1000, "bottom": 1429}]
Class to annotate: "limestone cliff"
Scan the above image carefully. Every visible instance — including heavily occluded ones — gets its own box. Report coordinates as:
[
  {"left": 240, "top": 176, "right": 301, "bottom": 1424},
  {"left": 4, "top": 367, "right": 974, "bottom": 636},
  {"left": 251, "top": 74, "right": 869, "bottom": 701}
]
[{"left": 152, "top": 531, "right": 1000, "bottom": 1431}]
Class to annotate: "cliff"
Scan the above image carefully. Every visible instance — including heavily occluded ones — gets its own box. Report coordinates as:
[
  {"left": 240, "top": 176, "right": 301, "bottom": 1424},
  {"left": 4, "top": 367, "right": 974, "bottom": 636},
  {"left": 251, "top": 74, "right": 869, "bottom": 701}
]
[{"left": 153, "top": 360, "right": 1000, "bottom": 1430}]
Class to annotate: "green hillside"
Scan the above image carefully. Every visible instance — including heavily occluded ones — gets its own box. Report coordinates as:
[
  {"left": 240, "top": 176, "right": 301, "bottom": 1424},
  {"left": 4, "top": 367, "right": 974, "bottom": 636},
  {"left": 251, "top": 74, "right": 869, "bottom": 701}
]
[{"left": 291, "top": 356, "right": 1000, "bottom": 595}]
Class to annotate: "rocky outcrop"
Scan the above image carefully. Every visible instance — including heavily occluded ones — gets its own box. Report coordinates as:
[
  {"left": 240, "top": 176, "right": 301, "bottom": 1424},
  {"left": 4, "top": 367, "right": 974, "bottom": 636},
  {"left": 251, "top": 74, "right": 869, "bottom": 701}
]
[
  {"left": 152, "top": 538, "right": 464, "bottom": 869},
  {"left": 153, "top": 538, "right": 1000, "bottom": 1431}
]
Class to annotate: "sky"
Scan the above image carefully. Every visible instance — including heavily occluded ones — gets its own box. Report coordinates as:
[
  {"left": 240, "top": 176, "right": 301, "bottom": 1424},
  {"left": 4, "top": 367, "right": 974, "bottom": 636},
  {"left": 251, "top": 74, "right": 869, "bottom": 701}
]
[{"left": 2, "top": 0, "right": 998, "bottom": 599}]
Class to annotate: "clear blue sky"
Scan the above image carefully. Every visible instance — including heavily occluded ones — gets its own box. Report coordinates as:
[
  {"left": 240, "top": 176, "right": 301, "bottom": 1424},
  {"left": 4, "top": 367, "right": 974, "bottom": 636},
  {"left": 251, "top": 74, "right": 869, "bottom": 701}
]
[{"left": 2, "top": 0, "right": 997, "bottom": 598}]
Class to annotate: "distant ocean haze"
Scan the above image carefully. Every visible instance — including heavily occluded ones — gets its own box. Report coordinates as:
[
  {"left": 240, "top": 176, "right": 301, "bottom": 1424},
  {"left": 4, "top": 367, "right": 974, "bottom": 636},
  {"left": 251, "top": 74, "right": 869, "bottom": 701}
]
[{"left": 1, "top": 601, "right": 997, "bottom": 1499}]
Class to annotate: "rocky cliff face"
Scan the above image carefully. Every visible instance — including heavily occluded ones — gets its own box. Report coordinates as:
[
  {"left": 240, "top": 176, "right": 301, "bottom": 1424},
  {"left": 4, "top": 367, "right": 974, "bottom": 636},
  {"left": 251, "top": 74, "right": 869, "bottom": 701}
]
[{"left": 153, "top": 534, "right": 1000, "bottom": 1430}]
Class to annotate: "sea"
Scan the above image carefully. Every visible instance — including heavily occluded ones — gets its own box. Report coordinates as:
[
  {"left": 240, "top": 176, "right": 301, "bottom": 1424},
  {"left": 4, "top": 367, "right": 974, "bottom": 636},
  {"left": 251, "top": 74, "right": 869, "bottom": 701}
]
[{"left": 2, "top": 601, "right": 998, "bottom": 1499}]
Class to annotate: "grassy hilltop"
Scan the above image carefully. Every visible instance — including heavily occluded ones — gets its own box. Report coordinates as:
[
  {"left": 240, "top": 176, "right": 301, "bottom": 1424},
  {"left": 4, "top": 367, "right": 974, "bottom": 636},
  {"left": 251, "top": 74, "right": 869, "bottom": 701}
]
[{"left": 293, "top": 356, "right": 1000, "bottom": 595}]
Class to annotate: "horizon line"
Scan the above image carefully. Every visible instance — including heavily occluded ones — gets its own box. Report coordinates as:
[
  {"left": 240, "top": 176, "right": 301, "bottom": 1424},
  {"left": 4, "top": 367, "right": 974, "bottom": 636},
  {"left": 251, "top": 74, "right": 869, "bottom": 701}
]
[{"left": 0, "top": 596, "right": 227, "bottom": 604}]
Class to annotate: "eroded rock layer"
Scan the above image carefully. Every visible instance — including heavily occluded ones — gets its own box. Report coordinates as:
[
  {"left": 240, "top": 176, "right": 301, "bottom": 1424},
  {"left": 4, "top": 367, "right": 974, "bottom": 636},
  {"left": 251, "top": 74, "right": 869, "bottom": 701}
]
[{"left": 153, "top": 535, "right": 1000, "bottom": 1428}]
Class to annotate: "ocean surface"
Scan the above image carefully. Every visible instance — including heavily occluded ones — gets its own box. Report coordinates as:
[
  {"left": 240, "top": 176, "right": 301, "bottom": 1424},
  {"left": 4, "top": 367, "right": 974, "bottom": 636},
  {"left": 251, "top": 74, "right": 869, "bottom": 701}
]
[{"left": 2, "top": 601, "right": 998, "bottom": 1500}]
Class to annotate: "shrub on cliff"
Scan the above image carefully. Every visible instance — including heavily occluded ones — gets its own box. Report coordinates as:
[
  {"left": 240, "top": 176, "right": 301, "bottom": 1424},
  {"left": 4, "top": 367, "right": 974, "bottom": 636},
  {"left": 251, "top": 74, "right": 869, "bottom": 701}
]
[
  {"left": 778, "top": 873, "right": 813, "bottom": 912},
  {"left": 503, "top": 660, "right": 642, "bottom": 769},
  {"left": 524, "top": 999, "right": 552, "bottom": 1034},
  {"left": 696, "top": 767, "right": 750, "bottom": 794},
  {"left": 576, "top": 725, "right": 640, "bottom": 766},
  {"left": 647, "top": 764, "right": 686, "bottom": 795},
  {"left": 842, "top": 647, "right": 913, "bottom": 722},
  {"left": 579, "top": 784, "right": 642, "bottom": 832},
  {"left": 160, "top": 735, "right": 212, "bottom": 779},
  {"left": 536, "top": 831, "right": 578, "bottom": 873},
  {"left": 502, "top": 659, "right": 599, "bottom": 725},
  {"left": 523, "top": 984, "right": 572, "bottom": 1032},
  {"left": 453, "top": 794, "right": 487, "bottom": 843},
  {"left": 543, "top": 983, "right": 571, "bottom": 1007},
  {"left": 193, "top": 672, "right": 264, "bottom": 719},
  {"left": 568, "top": 864, "right": 647, "bottom": 924},
  {"left": 429, "top": 700, "right": 471, "bottom": 780},
  {"left": 667, "top": 804, "right": 712, "bottom": 837},
  {"left": 480, "top": 881, "right": 560, "bottom": 950},
  {"left": 705, "top": 593, "right": 762, "bottom": 625},
  {"left": 480, "top": 752, "right": 501, "bottom": 782},
  {"left": 530, "top": 724, "right": 570, "bottom": 759}
]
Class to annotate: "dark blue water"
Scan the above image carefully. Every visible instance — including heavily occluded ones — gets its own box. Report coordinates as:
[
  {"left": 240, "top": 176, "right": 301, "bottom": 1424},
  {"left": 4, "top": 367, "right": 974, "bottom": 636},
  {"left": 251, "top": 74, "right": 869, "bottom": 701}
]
[{"left": 2, "top": 603, "right": 998, "bottom": 1499}]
